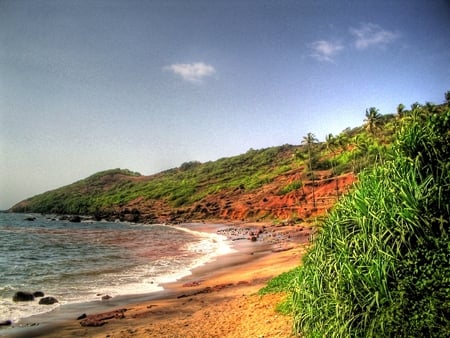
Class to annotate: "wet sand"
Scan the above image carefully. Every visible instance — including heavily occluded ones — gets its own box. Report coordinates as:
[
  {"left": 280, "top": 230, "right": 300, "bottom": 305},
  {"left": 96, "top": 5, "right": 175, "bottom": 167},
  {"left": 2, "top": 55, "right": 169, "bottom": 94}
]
[{"left": 2, "top": 222, "right": 311, "bottom": 338}]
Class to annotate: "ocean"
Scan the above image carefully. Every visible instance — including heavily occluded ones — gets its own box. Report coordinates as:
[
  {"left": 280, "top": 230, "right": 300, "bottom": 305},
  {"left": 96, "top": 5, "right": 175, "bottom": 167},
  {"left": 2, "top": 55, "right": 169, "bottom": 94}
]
[{"left": 0, "top": 213, "right": 232, "bottom": 325}]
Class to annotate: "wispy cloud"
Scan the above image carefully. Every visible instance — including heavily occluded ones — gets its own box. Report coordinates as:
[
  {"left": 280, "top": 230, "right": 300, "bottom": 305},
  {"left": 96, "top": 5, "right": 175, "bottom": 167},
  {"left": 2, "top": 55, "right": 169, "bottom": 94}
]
[
  {"left": 309, "top": 40, "right": 344, "bottom": 62},
  {"left": 164, "top": 62, "right": 216, "bottom": 83},
  {"left": 350, "top": 23, "right": 400, "bottom": 49}
]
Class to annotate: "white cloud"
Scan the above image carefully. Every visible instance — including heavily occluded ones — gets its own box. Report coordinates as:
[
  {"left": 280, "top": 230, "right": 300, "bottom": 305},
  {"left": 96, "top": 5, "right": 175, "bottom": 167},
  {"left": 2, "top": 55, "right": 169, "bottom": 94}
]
[
  {"left": 164, "top": 62, "right": 216, "bottom": 83},
  {"left": 350, "top": 23, "right": 400, "bottom": 49},
  {"left": 309, "top": 40, "right": 344, "bottom": 62}
]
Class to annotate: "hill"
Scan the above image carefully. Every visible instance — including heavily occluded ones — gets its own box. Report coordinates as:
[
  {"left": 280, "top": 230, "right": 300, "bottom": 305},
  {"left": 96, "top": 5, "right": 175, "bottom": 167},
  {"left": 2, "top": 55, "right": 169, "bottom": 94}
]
[{"left": 12, "top": 99, "right": 447, "bottom": 224}]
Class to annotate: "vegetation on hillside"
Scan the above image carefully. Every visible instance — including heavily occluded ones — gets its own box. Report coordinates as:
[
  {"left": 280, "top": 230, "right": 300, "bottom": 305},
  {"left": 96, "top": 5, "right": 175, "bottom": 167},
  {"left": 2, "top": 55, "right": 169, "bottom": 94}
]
[
  {"left": 10, "top": 98, "right": 425, "bottom": 224},
  {"left": 290, "top": 100, "right": 450, "bottom": 336}
]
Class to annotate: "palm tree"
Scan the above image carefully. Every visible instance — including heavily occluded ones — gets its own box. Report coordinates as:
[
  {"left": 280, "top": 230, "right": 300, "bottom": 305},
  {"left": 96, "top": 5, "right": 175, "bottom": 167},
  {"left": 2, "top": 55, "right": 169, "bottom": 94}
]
[
  {"left": 325, "top": 133, "right": 335, "bottom": 152},
  {"left": 326, "top": 133, "right": 340, "bottom": 197},
  {"left": 302, "top": 132, "right": 318, "bottom": 209},
  {"left": 364, "top": 107, "right": 382, "bottom": 136},
  {"left": 396, "top": 103, "right": 405, "bottom": 118},
  {"left": 336, "top": 132, "right": 349, "bottom": 153},
  {"left": 302, "top": 132, "right": 318, "bottom": 167}
]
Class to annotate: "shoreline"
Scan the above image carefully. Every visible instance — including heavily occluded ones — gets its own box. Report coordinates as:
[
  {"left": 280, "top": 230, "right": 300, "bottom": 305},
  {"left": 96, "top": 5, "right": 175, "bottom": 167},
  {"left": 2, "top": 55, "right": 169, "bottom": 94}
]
[{"left": 2, "top": 221, "right": 311, "bottom": 337}]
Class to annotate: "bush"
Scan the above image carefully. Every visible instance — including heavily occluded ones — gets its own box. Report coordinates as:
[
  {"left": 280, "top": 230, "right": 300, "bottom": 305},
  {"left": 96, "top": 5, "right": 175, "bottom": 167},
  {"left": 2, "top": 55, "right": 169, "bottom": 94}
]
[
  {"left": 292, "top": 106, "right": 450, "bottom": 337},
  {"left": 278, "top": 181, "right": 303, "bottom": 195}
]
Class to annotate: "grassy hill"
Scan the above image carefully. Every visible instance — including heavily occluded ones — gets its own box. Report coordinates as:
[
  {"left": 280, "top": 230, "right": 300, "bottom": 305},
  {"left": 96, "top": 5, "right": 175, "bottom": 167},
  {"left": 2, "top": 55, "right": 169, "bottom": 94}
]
[{"left": 11, "top": 99, "right": 447, "bottom": 225}]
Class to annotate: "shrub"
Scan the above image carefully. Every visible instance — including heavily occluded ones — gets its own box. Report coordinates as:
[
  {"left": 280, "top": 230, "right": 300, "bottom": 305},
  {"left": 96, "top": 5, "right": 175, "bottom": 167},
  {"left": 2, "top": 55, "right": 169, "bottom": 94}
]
[
  {"left": 292, "top": 106, "right": 450, "bottom": 337},
  {"left": 278, "top": 181, "right": 303, "bottom": 195}
]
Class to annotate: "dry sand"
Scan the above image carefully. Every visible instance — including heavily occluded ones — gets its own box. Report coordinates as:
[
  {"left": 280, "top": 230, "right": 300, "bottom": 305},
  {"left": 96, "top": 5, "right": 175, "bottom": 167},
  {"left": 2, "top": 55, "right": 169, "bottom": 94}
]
[{"left": 4, "top": 222, "right": 310, "bottom": 338}]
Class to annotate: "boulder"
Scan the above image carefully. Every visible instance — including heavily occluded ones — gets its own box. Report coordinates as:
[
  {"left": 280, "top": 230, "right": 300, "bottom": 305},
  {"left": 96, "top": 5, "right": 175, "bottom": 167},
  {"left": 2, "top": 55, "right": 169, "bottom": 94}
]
[
  {"left": 33, "top": 291, "right": 45, "bottom": 298},
  {"left": 13, "top": 291, "right": 35, "bottom": 302},
  {"left": 39, "top": 296, "right": 58, "bottom": 305},
  {"left": 69, "top": 216, "right": 81, "bottom": 223},
  {"left": 0, "top": 320, "right": 12, "bottom": 326},
  {"left": 24, "top": 217, "right": 36, "bottom": 221}
]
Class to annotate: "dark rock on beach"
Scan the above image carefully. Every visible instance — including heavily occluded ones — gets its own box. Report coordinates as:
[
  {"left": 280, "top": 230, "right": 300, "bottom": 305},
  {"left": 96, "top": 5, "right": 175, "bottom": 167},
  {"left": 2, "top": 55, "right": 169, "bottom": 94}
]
[
  {"left": 24, "top": 216, "right": 36, "bottom": 221},
  {"left": 79, "top": 309, "right": 127, "bottom": 327},
  {"left": 13, "top": 291, "right": 35, "bottom": 302},
  {"left": 38, "top": 296, "right": 58, "bottom": 305},
  {"left": 33, "top": 291, "right": 45, "bottom": 298},
  {"left": 0, "top": 320, "right": 12, "bottom": 326},
  {"left": 69, "top": 215, "right": 81, "bottom": 223}
]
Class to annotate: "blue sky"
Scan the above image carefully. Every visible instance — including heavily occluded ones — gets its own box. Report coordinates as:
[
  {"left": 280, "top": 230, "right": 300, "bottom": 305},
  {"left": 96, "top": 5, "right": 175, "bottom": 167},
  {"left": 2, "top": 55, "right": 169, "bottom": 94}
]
[{"left": 1, "top": 0, "right": 449, "bottom": 209}]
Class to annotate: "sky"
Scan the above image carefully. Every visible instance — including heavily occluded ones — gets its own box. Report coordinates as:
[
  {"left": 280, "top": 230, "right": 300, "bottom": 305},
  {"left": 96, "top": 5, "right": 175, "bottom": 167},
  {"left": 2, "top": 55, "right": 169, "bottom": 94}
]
[{"left": 1, "top": 0, "right": 449, "bottom": 209}]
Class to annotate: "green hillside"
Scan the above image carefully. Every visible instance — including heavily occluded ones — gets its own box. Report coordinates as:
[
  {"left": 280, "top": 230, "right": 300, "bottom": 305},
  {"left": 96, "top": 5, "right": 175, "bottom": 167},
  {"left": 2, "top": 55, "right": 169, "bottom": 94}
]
[
  {"left": 11, "top": 98, "right": 448, "bottom": 226},
  {"left": 258, "top": 98, "right": 450, "bottom": 336}
]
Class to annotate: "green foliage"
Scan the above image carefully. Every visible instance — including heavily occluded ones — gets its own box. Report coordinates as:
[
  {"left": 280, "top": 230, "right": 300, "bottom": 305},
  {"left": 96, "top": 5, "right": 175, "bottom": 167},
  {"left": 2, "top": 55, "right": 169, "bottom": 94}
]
[
  {"left": 11, "top": 145, "right": 299, "bottom": 214},
  {"left": 259, "top": 266, "right": 302, "bottom": 315},
  {"left": 278, "top": 181, "right": 303, "bottom": 195},
  {"left": 260, "top": 266, "right": 302, "bottom": 295},
  {"left": 291, "top": 104, "right": 450, "bottom": 337}
]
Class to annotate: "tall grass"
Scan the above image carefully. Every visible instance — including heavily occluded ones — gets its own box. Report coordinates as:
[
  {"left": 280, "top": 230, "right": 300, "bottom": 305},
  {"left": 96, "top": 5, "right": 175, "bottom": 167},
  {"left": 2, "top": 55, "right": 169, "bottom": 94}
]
[{"left": 292, "top": 105, "right": 450, "bottom": 337}]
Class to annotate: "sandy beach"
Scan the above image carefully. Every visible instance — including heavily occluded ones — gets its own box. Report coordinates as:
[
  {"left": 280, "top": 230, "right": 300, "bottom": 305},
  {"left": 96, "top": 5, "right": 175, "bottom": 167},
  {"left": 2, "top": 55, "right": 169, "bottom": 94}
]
[{"left": 3, "top": 222, "right": 311, "bottom": 338}]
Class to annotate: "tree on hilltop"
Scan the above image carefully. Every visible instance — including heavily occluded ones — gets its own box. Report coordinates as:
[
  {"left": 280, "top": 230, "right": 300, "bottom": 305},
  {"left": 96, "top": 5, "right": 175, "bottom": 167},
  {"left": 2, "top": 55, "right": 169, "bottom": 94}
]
[{"left": 364, "top": 107, "right": 382, "bottom": 136}]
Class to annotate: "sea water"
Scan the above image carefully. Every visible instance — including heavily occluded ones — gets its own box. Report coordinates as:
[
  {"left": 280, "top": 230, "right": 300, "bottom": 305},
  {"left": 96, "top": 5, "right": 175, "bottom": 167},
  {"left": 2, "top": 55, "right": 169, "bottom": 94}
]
[{"left": 0, "top": 213, "right": 232, "bottom": 324}]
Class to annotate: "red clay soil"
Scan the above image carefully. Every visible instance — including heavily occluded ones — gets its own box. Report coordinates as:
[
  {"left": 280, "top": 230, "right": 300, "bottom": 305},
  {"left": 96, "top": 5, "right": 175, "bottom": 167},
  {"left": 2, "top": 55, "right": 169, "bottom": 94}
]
[{"left": 122, "top": 169, "right": 356, "bottom": 224}]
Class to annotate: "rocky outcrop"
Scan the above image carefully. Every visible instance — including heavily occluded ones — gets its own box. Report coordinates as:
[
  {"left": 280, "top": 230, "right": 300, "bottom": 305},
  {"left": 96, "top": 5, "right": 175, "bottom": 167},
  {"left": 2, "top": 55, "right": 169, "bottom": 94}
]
[
  {"left": 38, "top": 296, "right": 58, "bottom": 305},
  {"left": 13, "top": 291, "right": 35, "bottom": 302},
  {"left": 69, "top": 215, "right": 81, "bottom": 223}
]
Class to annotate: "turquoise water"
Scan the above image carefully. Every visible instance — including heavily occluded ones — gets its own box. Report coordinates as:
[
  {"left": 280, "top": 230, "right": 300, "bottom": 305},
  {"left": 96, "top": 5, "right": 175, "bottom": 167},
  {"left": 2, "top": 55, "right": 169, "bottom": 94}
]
[{"left": 0, "top": 213, "right": 230, "bottom": 324}]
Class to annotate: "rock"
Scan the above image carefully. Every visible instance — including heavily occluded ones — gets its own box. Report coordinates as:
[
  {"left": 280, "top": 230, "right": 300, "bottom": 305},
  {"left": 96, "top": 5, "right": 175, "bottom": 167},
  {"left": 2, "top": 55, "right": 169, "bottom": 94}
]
[
  {"left": 13, "top": 291, "right": 35, "bottom": 302},
  {"left": 79, "top": 309, "right": 127, "bottom": 327},
  {"left": 0, "top": 320, "right": 12, "bottom": 326},
  {"left": 101, "top": 295, "right": 112, "bottom": 300},
  {"left": 80, "top": 319, "right": 106, "bottom": 327},
  {"left": 39, "top": 296, "right": 58, "bottom": 305},
  {"left": 69, "top": 216, "right": 81, "bottom": 223},
  {"left": 77, "top": 313, "right": 87, "bottom": 320},
  {"left": 182, "top": 280, "right": 204, "bottom": 287},
  {"left": 33, "top": 291, "right": 45, "bottom": 298},
  {"left": 24, "top": 217, "right": 36, "bottom": 221}
]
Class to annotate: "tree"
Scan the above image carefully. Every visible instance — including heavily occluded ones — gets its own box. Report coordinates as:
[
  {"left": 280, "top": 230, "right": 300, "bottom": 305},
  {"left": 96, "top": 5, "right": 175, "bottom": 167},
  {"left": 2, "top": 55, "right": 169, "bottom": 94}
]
[
  {"left": 396, "top": 103, "right": 405, "bottom": 118},
  {"left": 302, "top": 132, "right": 318, "bottom": 209},
  {"left": 364, "top": 107, "right": 382, "bottom": 136},
  {"left": 410, "top": 102, "right": 421, "bottom": 111},
  {"left": 326, "top": 133, "right": 340, "bottom": 197},
  {"left": 445, "top": 90, "right": 450, "bottom": 104}
]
